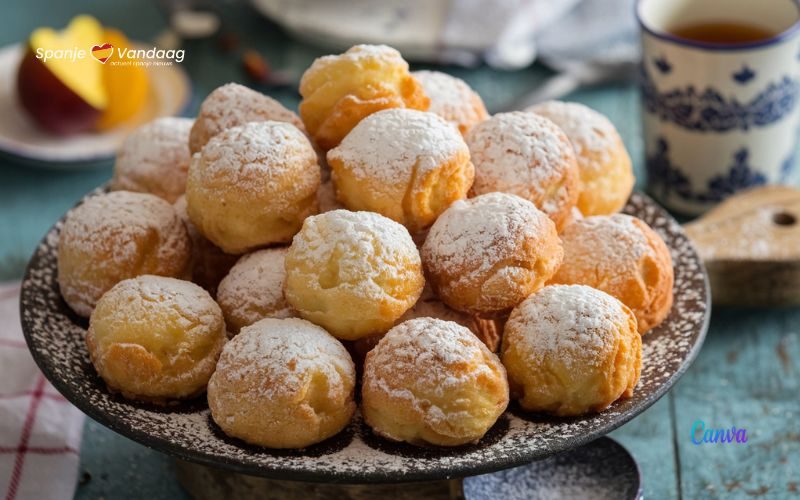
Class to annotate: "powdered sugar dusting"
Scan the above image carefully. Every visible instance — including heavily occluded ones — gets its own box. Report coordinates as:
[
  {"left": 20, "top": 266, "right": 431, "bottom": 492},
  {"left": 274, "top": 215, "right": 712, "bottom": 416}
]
[
  {"left": 687, "top": 206, "right": 786, "bottom": 260},
  {"left": 112, "top": 117, "right": 194, "bottom": 203},
  {"left": 463, "top": 437, "right": 640, "bottom": 499},
  {"left": 412, "top": 70, "right": 487, "bottom": 134},
  {"left": 505, "top": 285, "right": 625, "bottom": 370},
  {"left": 527, "top": 101, "right": 618, "bottom": 173},
  {"left": 190, "top": 121, "right": 318, "bottom": 205},
  {"left": 217, "top": 248, "right": 293, "bottom": 331},
  {"left": 90, "top": 275, "right": 224, "bottom": 384},
  {"left": 422, "top": 193, "right": 552, "bottom": 291},
  {"left": 288, "top": 209, "right": 420, "bottom": 301},
  {"left": 300, "top": 45, "right": 406, "bottom": 92},
  {"left": 190, "top": 83, "right": 303, "bottom": 152},
  {"left": 58, "top": 191, "right": 190, "bottom": 316},
  {"left": 21, "top": 189, "right": 708, "bottom": 481},
  {"left": 327, "top": 108, "right": 467, "bottom": 185},
  {"left": 467, "top": 111, "right": 577, "bottom": 215},
  {"left": 364, "top": 318, "right": 498, "bottom": 424},
  {"left": 98, "top": 274, "right": 221, "bottom": 329},
  {"left": 556, "top": 214, "right": 651, "bottom": 292},
  {"left": 213, "top": 318, "right": 353, "bottom": 400},
  {"left": 61, "top": 191, "right": 185, "bottom": 264}
]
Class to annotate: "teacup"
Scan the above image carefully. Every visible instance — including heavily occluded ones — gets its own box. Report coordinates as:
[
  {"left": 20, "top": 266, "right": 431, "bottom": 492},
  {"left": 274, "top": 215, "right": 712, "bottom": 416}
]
[{"left": 637, "top": 0, "right": 800, "bottom": 215}]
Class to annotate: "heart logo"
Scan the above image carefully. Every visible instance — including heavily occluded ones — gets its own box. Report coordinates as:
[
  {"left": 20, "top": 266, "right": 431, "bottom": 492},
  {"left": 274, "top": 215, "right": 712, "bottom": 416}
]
[{"left": 90, "top": 43, "right": 113, "bottom": 63}]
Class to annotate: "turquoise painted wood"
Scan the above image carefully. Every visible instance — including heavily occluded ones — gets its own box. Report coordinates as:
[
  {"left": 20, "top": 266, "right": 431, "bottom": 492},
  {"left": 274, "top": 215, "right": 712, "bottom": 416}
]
[{"left": 0, "top": 1, "right": 798, "bottom": 499}]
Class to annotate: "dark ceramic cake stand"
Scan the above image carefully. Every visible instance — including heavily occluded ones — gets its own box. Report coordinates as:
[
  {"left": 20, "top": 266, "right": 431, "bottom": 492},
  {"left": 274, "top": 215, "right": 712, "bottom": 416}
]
[
  {"left": 174, "top": 436, "right": 641, "bottom": 499},
  {"left": 20, "top": 190, "right": 707, "bottom": 495}
]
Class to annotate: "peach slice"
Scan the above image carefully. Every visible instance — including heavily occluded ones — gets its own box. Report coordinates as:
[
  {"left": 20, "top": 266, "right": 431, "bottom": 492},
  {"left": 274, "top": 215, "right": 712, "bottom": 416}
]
[
  {"left": 17, "top": 15, "right": 108, "bottom": 135},
  {"left": 96, "top": 29, "right": 150, "bottom": 131}
]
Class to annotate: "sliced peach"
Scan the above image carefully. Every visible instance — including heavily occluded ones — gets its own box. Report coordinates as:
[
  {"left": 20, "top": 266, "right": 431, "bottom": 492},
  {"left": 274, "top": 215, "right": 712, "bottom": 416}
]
[
  {"left": 96, "top": 29, "right": 150, "bottom": 131},
  {"left": 17, "top": 15, "right": 107, "bottom": 135}
]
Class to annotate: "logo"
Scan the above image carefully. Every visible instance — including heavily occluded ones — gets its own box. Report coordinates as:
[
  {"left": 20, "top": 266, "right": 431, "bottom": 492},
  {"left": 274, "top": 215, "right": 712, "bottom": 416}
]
[
  {"left": 690, "top": 420, "right": 748, "bottom": 445},
  {"left": 90, "top": 43, "right": 113, "bottom": 63},
  {"left": 35, "top": 45, "right": 184, "bottom": 67}
]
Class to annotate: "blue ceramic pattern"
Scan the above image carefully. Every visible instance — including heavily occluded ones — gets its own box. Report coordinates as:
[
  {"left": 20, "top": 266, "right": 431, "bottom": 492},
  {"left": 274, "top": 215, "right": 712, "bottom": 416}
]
[
  {"left": 647, "top": 137, "right": 769, "bottom": 203},
  {"left": 641, "top": 67, "right": 800, "bottom": 131},
  {"left": 732, "top": 65, "right": 756, "bottom": 84},
  {"left": 654, "top": 56, "right": 672, "bottom": 74},
  {"left": 780, "top": 150, "right": 795, "bottom": 182}
]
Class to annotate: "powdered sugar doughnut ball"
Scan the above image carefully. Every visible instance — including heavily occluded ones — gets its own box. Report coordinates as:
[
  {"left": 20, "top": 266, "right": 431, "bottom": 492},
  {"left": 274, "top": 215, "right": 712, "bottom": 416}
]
[
  {"left": 362, "top": 318, "right": 508, "bottom": 446},
  {"left": 467, "top": 111, "right": 580, "bottom": 230},
  {"left": 87, "top": 275, "right": 226, "bottom": 403},
  {"left": 217, "top": 248, "right": 294, "bottom": 334},
  {"left": 412, "top": 70, "right": 488, "bottom": 135},
  {"left": 207, "top": 318, "right": 356, "bottom": 449},
  {"left": 549, "top": 214, "right": 674, "bottom": 333},
  {"left": 422, "top": 192, "right": 563, "bottom": 317},
  {"left": 58, "top": 191, "right": 192, "bottom": 317},
  {"left": 173, "top": 195, "right": 238, "bottom": 295},
  {"left": 327, "top": 108, "right": 474, "bottom": 232},
  {"left": 186, "top": 121, "right": 320, "bottom": 254},
  {"left": 527, "top": 101, "right": 634, "bottom": 216},
  {"left": 352, "top": 284, "right": 502, "bottom": 370},
  {"left": 299, "top": 44, "right": 429, "bottom": 151},
  {"left": 189, "top": 83, "right": 304, "bottom": 154},
  {"left": 396, "top": 284, "right": 501, "bottom": 351},
  {"left": 112, "top": 117, "right": 194, "bottom": 203},
  {"left": 502, "top": 285, "right": 642, "bottom": 416},
  {"left": 285, "top": 210, "right": 424, "bottom": 340}
]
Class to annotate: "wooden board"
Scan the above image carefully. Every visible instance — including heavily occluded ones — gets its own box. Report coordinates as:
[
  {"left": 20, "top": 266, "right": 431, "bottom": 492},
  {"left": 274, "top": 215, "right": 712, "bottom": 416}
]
[{"left": 684, "top": 186, "right": 800, "bottom": 306}]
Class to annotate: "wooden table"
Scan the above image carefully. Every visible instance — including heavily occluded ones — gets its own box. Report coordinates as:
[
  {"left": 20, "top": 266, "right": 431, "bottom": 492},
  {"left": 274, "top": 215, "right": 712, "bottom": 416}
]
[{"left": 1, "top": 1, "right": 797, "bottom": 498}]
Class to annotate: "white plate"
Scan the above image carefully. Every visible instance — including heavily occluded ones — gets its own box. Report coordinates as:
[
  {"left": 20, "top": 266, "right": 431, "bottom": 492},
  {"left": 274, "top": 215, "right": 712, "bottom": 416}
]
[{"left": 0, "top": 43, "right": 191, "bottom": 167}]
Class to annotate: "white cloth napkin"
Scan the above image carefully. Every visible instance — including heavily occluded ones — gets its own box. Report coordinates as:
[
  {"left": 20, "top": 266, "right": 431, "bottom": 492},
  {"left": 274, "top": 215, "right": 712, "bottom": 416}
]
[
  {"left": 252, "top": 0, "right": 638, "bottom": 68},
  {"left": 0, "top": 282, "right": 84, "bottom": 500}
]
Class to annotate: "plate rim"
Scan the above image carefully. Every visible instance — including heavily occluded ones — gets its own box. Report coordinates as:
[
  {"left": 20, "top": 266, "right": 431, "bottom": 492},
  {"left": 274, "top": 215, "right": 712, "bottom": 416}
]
[{"left": 19, "top": 190, "right": 710, "bottom": 483}]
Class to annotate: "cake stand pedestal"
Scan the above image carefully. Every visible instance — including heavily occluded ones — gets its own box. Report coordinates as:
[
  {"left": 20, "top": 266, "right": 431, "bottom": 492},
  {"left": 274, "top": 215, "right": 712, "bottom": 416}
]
[
  {"left": 174, "top": 460, "right": 457, "bottom": 499},
  {"left": 174, "top": 437, "right": 642, "bottom": 500}
]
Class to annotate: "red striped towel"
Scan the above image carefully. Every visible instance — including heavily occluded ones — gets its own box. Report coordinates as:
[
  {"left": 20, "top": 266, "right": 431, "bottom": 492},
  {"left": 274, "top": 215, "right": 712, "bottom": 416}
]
[{"left": 0, "top": 283, "right": 84, "bottom": 500}]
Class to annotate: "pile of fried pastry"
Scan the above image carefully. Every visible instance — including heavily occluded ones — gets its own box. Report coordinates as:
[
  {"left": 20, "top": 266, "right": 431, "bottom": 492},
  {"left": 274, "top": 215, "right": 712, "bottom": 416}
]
[{"left": 56, "top": 44, "right": 674, "bottom": 450}]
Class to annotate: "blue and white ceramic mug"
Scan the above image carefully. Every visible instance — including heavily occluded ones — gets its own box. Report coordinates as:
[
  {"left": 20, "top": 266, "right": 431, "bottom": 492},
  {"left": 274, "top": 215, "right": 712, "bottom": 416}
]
[{"left": 637, "top": 0, "right": 800, "bottom": 215}]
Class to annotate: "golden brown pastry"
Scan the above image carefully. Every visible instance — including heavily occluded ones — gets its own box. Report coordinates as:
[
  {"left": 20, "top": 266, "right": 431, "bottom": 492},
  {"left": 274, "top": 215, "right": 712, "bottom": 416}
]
[
  {"left": 189, "top": 82, "right": 304, "bottom": 154},
  {"left": 351, "top": 285, "right": 502, "bottom": 371},
  {"left": 501, "top": 284, "right": 642, "bottom": 416},
  {"left": 298, "top": 44, "right": 429, "bottom": 151},
  {"left": 284, "top": 209, "right": 424, "bottom": 340},
  {"left": 421, "top": 192, "right": 563, "bottom": 317},
  {"left": 527, "top": 101, "right": 634, "bottom": 216},
  {"left": 362, "top": 317, "right": 509, "bottom": 446},
  {"left": 411, "top": 70, "right": 488, "bottom": 135},
  {"left": 559, "top": 206, "right": 585, "bottom": 232},
  {"left": 327, "top": 108, "right": 474, "bottom": 232},
  {"left": 186, "top": 121, "right": 320, "bottom": 254},
  {"left": 86, "top": 275, "right": 226, "bottom": 403},
  {"left": 317, "top": 178, "right": 345, "bottom": 213},
  {"left": 173, "top": 195, "right": 238, "bottom": 296},
  {"left": 207, "top": 317, "right": 356, "bottom": 449},
  {"left": 58, "top": 191, "right": 192, "bottom": 317},
  {"left": 466, "top": 111, "right": 580, "bottom": 230},
  {"left": 396, "top": 284, "right": 501, "bottom": 351},
  {"left": 549, "top": 214, "right": 674, "bottom": 333},
  {"left": 111, "top": 117, "right": 194, "bottom": 203},
  {"left": 352, "top": 284, "right": 501, "bottom": 368},
  {"left": 216, "top": 247, "right": 294, "bottom": 335}
]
